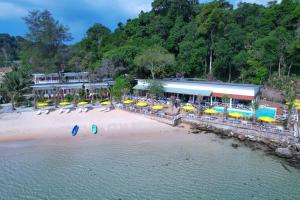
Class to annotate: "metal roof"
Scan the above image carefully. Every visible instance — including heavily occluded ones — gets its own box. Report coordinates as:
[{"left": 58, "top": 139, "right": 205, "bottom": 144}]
[
  {"left": 133, "top": 84, "right": 212, "bottom": 96},
  {"left": 31, "top": 82, "right": 112, "bottom": 90}
]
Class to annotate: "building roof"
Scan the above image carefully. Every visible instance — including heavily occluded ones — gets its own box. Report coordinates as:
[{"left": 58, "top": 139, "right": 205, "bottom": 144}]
[
  {"left": 134, "top": 79, "right": 260, "bottom": 99},
  {"left": 31, "top": 82, "right": 113, "bottom": 90}
]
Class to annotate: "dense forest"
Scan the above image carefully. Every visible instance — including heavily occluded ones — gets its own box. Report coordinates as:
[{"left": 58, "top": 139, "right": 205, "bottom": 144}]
[{"left": 1, "top": 0, "right": 300, "bottom": 87}]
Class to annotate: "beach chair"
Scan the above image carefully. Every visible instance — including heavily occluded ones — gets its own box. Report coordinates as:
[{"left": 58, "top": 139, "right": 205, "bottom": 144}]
[
  {"left": 36, "top": 110, "right": 42, "bottom": 115},
  {"left": 59, "top": 109, "right": 64, "bottom": 114},
  {"left": 83, "top": 108, "right": 88, "bottom": 112},
  {"left": 78, "top": 108, "right": 82, "bottom": 113},
  {"left": 44, "top": 110, "right": 50, "bottom": 115},
  {"left": 66, "top": 109, "right": 71, "bottom": 113}
]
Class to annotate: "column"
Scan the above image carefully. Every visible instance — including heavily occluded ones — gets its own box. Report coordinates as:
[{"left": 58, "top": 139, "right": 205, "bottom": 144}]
[
  {"left": 192, "top": 95, "right": 195, "bottom": 104},
  {"left": 210, "top": 96, "right": 213, "bottom": 106},
  {"left": 229, "top": 98, "right": 232, "bottom": 108}
]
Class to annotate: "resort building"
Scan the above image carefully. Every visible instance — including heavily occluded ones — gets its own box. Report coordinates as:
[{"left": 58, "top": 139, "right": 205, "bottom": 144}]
[
  {"left": 31, "top": 72, "right": 113, "bottom": 98},
  {"left": 133, "top": 79, "right": 261, "bottom": 107}
]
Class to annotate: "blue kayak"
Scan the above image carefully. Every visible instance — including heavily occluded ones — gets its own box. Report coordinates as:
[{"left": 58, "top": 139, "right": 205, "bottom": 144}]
[{"left": 72, "top": 125, "right": 79, "bottom": 136}]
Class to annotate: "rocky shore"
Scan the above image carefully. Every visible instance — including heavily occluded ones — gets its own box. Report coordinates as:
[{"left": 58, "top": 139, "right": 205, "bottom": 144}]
[{"left": 186, "top": 122, "right": 300, "bottom": 169}]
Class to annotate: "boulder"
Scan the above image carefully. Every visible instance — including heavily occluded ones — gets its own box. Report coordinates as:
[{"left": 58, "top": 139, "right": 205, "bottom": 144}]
[
  {"left": 295, "top": 143, "right": 300, "bottom": 152},
  {"left": 238, "top": 135, "right": 246, "bottom": 141},
  {"left": 275, "top": 148, "right": 293, "bottom": 158}
]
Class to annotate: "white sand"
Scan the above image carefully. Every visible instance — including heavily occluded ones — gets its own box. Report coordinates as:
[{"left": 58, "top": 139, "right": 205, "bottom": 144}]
[{"left": 0, "top": 109, "right": 186, "bottom": 142}]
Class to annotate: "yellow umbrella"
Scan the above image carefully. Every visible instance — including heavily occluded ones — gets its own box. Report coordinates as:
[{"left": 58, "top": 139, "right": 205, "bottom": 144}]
[
  {"left": 258, "top": 116, "right": 276, "bottom": 123},
  {"left": 59, "top": 102, "right": 70, "bottom": 106},
  {"left": 37, "top": 102, "right": 48, "bottom": 107},
  {"left": 228, "top": 112, "right": 245, "bottom": 118},
  {"left": 181, "top": 105, "right": 196, "bottom": 112},
  {"left": 294, "top": 99, "right": 300, "bottom": 103},
  {"left": 78, "top": 101, "right": 88, "bottom": 105},
  {"left": 296, "top": 105, "right": 300, "bottom": 110},
  {"left": 204, "top": 109, "right": 218, "bottom": 114},
  {"left": 100, "top": 101, "right": 111, "bottom": 105},
  {"left": 136, "top": 102, "right": 148, "bottom": 107},
  {"left": 152, "top": 105, "right": 164, "bottom": 110},
  {"left": 123, "top": 100, "right": 134, "bottom": 104}
]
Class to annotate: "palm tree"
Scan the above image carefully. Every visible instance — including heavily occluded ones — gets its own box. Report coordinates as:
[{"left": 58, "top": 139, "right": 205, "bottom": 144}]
[
  {"left": 2, "top": 67, "right": 31, "bottom": 110},
  {"left": 222, "top": 95, "right": 229, "bottom": 120},
  {"left": 251, "top": 101, "right": 260, "bottom": 122}
]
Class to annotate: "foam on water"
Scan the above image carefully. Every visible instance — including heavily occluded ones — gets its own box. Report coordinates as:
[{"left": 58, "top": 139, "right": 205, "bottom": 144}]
[{"left": 0, "top": 133, "right": 299, "bottom": 200}]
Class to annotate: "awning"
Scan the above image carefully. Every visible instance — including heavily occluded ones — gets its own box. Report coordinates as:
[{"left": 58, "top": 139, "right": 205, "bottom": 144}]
[
  {"left": 164, "top": 87, "right": 212, "bottom": 96},
  {"left": 133, "top": 84, "right": 212, "bottom": 96},
  {"left": 212, "top": 92, "right": 255, "bottom": 100}
]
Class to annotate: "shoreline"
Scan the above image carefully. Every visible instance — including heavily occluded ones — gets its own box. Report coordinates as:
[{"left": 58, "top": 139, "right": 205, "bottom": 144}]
[{"left": 1, "top": 108, "right": 300, "bottom": 169}]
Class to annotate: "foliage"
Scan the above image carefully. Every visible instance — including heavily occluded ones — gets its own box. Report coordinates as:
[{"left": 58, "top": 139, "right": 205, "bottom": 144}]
[
  {"left": 21, "top": 10, "right": 72, "bottom": 72},
  {"left": 1, "top": 65, "right": 31, "bottom": 109},
  {"left": 2, "top": 0, "right": 300, "bottom": 88},
  {"left": 111, "top": 76, "right": 131, "bottom": 100},
  {"left": 146, "top": 79, "right": 164, "bottom": 98},
  {"left": 134, "top": 46, "right": 175, "bottom": 79}
]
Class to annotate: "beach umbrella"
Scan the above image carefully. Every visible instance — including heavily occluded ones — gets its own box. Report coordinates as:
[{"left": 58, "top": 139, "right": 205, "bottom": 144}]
[
  {"left": 228, "top": 112, "right": 245, "bottom": 118},
  {"left": 152, "top": 105, "right": 164, "bottom": 110},
  {"left": 258, "top": 116, "right": 276, "bottom": 123},
  {"left": 123, "top": 100, "right": 134, "bottom": 104},
  {"left": 181, "top": 105, "right": 196, "bottom": 112},
  {"left": 59, "top": 102, "right": 70, "bottom": 106},
  {"left": 296, "top": 105, "right": 300, "bottom": 110},
  {"left": 100, "top": 101, "right": 111, "bottom": 105},
  {"left": 204, "top": 109, "right": 218, "bottom": 114},
  {"left": 37, "top": 102, "right": 48, "bottom": 107},
  {"left": 136, "top": 102, "right": 148, "bottom": 107},
  {"left": 78, "top": 101, "right": 88, "bottom": 105}
]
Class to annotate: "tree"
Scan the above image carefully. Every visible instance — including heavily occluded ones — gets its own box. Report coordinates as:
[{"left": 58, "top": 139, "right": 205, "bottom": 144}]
[
  {"left": 22, "top": 10, "right": 72, "bottom": 72},
  {"left": 2, "top": 65, "right": 31, "bottom": 110},
  {"left": 222, "top": 95, "right": 229, "bottom": 120},
  {"left": 196, "top": 0, "right": 233, "bottom": 78},
  {"left": 146, "top": 79, "right": 164, "bottom": 99},
  {"left": 134, "top": 46, "right": 175, "bottom": 79},
  {"left": 111, "top": 76, "right": 131, "bottom": 101},
  {"left": 251, "top": 101, "right": 260, "bottom": 121}
]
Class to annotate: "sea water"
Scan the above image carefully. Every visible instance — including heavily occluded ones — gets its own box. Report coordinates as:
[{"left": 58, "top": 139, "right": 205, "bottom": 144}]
[{"left": 0, "top": 132, "right": 299, "bottom": 200}]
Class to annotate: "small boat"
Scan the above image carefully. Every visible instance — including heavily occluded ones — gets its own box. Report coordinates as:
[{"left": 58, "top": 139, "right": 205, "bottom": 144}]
[
  {"left": 72, "top": 125, "right": 79, "bottom": 136},
  {"left": 91, "top": 124, "right": 97, "bottom": 134}
]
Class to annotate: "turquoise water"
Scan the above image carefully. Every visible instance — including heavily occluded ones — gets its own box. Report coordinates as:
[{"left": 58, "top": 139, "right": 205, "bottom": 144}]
[
  {"left": 213, "top": 106, "right": 276, "bottom": 118},
  {"left": 0, "top": 133, "right": 300, "bottom": 200}
]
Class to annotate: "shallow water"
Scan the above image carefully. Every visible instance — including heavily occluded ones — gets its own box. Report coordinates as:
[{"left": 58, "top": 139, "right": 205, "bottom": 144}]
[{"left": 0, "top": 132, "right": 300, "bottom": 200}]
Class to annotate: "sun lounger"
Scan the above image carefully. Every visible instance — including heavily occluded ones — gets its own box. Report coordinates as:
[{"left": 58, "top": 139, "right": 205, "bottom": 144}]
[
  {"left": 44, "top": 110, "right": 50, "bottom": 115},
  {"left": 66, "top": 109, "right": 71, "bottom": 113},
  {"left": 78, "top": 108, "right": 82, "bottom": 113},
  {"left": 59, "top": 109, "right": 64, "bottom": 114},
  {"left": 83, "top": 108, "right": 88, "bottom": 112},
  {"left": 36, "top": 110, "right": 42, "bottom": 115}
]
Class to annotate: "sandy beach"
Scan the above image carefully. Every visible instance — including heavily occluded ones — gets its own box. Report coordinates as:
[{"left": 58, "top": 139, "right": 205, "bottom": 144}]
[{"left": 0, "top": 109, "right": 186, "bottom": 142}]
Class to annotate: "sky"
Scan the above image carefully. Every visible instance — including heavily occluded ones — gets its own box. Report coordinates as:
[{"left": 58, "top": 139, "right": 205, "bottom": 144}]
[{"left": 0, "top": 0, "right": 273, "bottom": 43}]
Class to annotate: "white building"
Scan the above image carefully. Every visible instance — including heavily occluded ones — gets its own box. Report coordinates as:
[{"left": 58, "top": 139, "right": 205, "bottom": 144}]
[{"left": 133, "top": 79, "right": 261, "bottom": 107}]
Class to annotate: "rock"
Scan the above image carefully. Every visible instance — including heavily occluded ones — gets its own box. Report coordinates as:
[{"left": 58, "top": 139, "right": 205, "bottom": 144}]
[
  {"left": 231, "top": 143, "right": 239, "bottom": 148},
  {"left": 294, "top": 152, "right": 300, "bottom": 160},
  {"left": 295, "top": 143, "right": 300, "bottom": 152},
  {"left": 191, "top": 130, "right": 200, "bottom": 134},
  {"left": 238, "top": 135, "right": 246, "bottom": 141},
  {"left": 275, "top": 148, "right": 293, "bottom": 158}
]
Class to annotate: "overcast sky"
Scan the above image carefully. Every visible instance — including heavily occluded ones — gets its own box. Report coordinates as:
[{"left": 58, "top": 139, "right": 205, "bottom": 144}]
[{"left": 0, "top": 0, "right": 274, "bottom": 43}]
